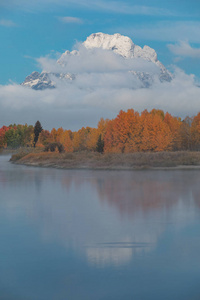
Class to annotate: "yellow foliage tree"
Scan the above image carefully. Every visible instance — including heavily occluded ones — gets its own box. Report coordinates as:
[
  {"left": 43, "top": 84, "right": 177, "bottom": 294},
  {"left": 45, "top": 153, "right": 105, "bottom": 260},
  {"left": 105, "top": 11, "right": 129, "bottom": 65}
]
[{"left": 59, "top": 130, "right": 73, "bottom": 152}]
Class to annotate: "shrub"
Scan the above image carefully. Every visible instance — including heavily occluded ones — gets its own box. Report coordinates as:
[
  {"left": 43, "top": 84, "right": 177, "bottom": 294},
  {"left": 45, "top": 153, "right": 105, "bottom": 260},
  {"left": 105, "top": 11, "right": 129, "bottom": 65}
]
[
  {"left": 10, "top": 152, "right": 27, "bottom": 161},
  {"left": 44, "top": 142, "right": 65, "bottom": 153}
]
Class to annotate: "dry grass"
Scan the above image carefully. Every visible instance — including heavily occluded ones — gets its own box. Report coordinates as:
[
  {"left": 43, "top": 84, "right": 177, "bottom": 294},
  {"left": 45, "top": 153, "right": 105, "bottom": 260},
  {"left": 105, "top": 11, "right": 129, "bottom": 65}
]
[
  {"left": 10, "top": 150, "right": 200, "bottom": 170},
  {"left": 10, "top": 147, "right": 46, "bottom": 162}
]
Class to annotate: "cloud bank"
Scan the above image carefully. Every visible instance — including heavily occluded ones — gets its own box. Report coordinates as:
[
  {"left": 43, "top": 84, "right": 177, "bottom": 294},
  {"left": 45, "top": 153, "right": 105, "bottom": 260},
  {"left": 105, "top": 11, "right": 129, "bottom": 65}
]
[
  {"left": 0, "top": 45, "right": 200, "bottom": 130},
  {"left": 38, "top": 45, "right": 160, "bottom": 75},
  {"left": 168, "top": 41, "right": 200, "bottom": 58}
]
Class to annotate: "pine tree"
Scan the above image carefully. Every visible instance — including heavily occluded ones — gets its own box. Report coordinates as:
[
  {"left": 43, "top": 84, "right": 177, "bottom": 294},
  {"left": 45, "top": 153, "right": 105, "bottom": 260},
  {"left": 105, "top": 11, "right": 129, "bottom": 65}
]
[
  {"left": 96, "top": 134, "right": 104, "bottom": 153},
  {"left": 34, "top": 121, "right": 43, "bottom": 147}
]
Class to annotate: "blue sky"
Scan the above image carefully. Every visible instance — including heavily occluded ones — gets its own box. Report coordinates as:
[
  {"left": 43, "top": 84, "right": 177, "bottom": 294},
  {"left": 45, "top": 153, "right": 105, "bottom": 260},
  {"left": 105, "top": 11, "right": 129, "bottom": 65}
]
[{"left": 1, "top": 0, "right": 200, "bottom": 85}]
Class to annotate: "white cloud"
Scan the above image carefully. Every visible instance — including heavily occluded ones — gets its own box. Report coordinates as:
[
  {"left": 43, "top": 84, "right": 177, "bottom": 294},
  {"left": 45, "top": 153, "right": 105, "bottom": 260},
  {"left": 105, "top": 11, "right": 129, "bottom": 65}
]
[
  {"left": 58, "top": 16, "right": 83, "bottom": 24},
  {"left": 37, "top": 45, "right": 159, "bottom": 75},
  {"left": 168, "top": 41, "right": 200, "bottom": 58},
  {"left": 0, "top": 43, "right": 200, "bottom": 130},
  {"left": 0, "top": 68, "right": 200, "bottom": 130},
  {"left": 0, "top": 19, "right": 17, "bottom": 27},
  {"left": 117, "top": 21, "right": 200, "bottom": 43}
]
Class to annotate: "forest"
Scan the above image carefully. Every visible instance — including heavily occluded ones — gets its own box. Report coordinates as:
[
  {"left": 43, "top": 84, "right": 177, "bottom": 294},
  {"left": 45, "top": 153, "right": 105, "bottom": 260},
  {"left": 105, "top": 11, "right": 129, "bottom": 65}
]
[{"left": 1, "top": 109, "right": 200, "bottom": 153}]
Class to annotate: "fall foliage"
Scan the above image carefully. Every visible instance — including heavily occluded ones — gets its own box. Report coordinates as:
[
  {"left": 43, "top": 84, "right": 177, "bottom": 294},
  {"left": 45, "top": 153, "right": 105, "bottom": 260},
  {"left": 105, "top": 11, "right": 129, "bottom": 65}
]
[{"left": 1, "top": 109, "right": 200, "bottom": 153}]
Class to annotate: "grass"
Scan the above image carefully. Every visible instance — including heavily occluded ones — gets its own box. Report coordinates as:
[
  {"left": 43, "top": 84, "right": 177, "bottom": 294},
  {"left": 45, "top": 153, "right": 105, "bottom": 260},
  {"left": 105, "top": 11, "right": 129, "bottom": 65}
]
[
  {"left": 10, "top": 150, "right": 200, "bottom": 170},
  {"left": 9, "top": 147, "right": 44, "bottom": 162}
]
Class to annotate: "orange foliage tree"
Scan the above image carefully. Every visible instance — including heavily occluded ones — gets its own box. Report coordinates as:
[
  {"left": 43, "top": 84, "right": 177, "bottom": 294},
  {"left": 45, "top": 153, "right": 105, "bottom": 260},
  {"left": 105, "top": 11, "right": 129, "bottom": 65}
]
[
  {"left": 59, "top": 130, "right": 73, "bottom": 152},
  {"left": 104, "top": 109, "right": 174, "bottom": 153},
  {"left": 37, "top": 130, "right": 53, "bottom": 148},
  {"left": 0, "top": 126, "right": 9, "bottom": 148},
  {"left": 3, "top": 109, "right": 200, "bottom": 153}
]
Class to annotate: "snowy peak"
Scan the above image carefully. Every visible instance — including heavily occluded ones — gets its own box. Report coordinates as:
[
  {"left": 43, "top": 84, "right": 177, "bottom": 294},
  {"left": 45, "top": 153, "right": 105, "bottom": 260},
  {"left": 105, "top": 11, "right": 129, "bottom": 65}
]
[
  {"left": 83, "top": 32, "right": 135, "bottom": 59},
  {"left": 21, "top": 71, "right": 74, "bottom": 90},
  {"left": 21, "top": 32, "right": 172, "bottom": 90},
  {"left": 134, "top": 45, "right": 158, "bottom": 62},
  {"left": 22, "top": 71, "right": 55, "bottom": 90},
  {"left": 83, "top": 32, "right": 158, "bottom": 63}
]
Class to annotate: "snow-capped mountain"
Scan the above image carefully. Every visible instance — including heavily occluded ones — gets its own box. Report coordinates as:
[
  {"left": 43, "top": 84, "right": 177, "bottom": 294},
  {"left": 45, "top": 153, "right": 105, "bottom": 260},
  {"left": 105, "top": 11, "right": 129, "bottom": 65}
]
[
  {"left": 21, "top": 33, "right": 172, "bottom": 90},
  {"left": 22, "top": 71, "right": 75, "bottom": 90}
]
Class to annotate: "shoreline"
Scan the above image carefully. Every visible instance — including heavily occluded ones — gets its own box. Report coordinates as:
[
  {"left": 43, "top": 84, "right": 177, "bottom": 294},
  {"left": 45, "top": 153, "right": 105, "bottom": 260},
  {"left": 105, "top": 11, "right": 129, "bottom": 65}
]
[
  {"left": 12, "top": 161, "right": 200, "bottom": 171},
  {"left": 10, "top": 151, "right": 200, "bottom": 171}
]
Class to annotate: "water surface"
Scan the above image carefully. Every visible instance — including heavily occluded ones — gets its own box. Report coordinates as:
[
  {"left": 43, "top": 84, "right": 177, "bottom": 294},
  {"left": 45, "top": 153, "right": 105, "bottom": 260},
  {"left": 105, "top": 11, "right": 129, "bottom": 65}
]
[{"left": 0, "top": 154, "right": 200, "bottom": 300}]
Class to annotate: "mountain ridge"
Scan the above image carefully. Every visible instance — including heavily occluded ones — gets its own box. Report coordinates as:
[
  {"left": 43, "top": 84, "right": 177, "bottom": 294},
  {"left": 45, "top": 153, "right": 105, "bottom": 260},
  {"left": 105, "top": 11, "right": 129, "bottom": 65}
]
[{"left": 21, "top": 32, "right": 172, "bottom": 90}]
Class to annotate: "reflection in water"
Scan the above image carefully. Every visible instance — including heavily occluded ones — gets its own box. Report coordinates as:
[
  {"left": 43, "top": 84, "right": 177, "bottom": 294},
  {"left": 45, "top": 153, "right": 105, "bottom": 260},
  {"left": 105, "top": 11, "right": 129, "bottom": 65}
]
[
  {"left": 1, "top": 155, "right": 200, "bottom": 300},
  {"left": 86, "top": 240, "right": 153, "bottom": 266},
  {"left": 61, "top": 170, "right": 200, "bottom": 216},
  {"left": 1, "top": 155, "right": 200, "bottom": 268},
  {"left": 86, "top": 245, "right": 132, "bottom": 267}
]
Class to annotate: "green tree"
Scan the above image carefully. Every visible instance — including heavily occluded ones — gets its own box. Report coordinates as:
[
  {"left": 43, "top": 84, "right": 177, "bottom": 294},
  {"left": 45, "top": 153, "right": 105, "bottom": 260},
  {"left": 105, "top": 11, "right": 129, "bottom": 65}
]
[
  {"left": 34, "top": 121, "right": 43, "bottom": 147},
  {"left": 5, "top": 128, "right": 21, "bottom": 148},
  {"left": 96, "top": 134, "right": 104, "bottom": 153}
]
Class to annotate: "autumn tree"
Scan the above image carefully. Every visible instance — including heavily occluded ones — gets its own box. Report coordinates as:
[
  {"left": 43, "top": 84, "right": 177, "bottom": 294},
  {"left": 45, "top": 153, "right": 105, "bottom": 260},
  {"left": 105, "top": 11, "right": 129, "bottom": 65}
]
[
  {"left": 73, "top": 131, "right": 81, "bottom": 152},
  {"left": 74, "top": 127, "right": 91, "bottom": 151},
  {"left": 0, "top": 126, "right": 9, "bottom": 148},
  {"left": 23, "top": 124, "right": 34, "bottom": 147},
  {"left": 97, "top": 118, "right": 109, "bottom": 138},
  {"left": 55, "top": 127, "right": 64, "bottom": 143},
  {"left": 59, "top": 130, "right": 73, "bottom": 152},
  {"left": 191, "top": 113, "right": 200, "bottom": 150},
  {"left": 86, "top": 128, "right": 99, "bottom": 151},
  {"left": 37, "top": 130, "right": 53, "bottom": 148},
  {"left": 44, "top": 142, "right": 65, "bottom": 153},
  {"left": 104, "top": 120, "right": 116, "bottom": 153},
  {"left": 104, "top": 110, "right": 141, "bottom": 153},
  {"left": 140, "top": 110, "right": 172, "bottom": 152},
  {"left": 164, "top": 113, "right": 181, "bottom": 150},
  {"left": 51, "top": 128, "right": 57, "bottom": 142},
  {"left": 5, "top": 128, "right": 21, "bottom": 148},
  {"left": 179, "top": 117, "right": 192, "bottom": 150}
]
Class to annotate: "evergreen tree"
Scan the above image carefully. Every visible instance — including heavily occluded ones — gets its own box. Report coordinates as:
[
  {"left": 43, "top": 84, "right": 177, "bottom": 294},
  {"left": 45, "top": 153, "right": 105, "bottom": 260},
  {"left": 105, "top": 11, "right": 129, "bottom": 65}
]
[
  {"left": 34, "top": 121, "right": 43, "bottom": 147},
  {"left": 96, "top": 134, "right": 104, "bottom": 153}
]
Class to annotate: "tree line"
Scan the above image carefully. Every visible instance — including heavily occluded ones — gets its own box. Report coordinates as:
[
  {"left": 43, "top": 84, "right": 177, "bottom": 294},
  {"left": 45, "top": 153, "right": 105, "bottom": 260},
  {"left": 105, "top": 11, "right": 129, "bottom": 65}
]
[{"left": 1, "top": 109, "right": 200, "bottom": 152}]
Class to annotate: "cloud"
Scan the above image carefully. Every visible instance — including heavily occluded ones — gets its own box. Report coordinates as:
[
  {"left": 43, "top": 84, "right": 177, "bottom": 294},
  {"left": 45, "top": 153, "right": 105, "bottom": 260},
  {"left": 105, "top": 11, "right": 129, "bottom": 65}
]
[
  {"left": 37, "top": 45, "right": 160, "bottom": 75},
  {"left": 0, "top": 19, "right": 17, "bottom": 27},
  {"left": 0, "top": 67, "right": 200, "bottom": 130},
  {"left": 117, "top": 21, "right": 200, "bottom": 42},
  {"left": 58, "top": 16, "right": 83, "bottom": 24},
  {"left": 168, "top": 41, "right": 200, "bottom": 58},
  {"left": 0, "top": 43, "right": 200, "bottom": 130}
]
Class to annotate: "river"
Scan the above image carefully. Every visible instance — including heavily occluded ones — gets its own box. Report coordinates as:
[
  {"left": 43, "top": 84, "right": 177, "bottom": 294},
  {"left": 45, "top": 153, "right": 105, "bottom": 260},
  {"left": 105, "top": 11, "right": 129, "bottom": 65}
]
[{"left": 0, "top": 154, "right": 200, "bottom": 300}]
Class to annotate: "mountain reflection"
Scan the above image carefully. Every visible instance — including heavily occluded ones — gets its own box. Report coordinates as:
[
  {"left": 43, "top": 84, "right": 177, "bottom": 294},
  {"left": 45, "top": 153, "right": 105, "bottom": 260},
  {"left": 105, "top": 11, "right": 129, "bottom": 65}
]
[
  {"left": 61, "top": 170, "right": 200, "bottom": 216},
  {"left": 1, "top": 155, "right": 200, "bottom": 267}
]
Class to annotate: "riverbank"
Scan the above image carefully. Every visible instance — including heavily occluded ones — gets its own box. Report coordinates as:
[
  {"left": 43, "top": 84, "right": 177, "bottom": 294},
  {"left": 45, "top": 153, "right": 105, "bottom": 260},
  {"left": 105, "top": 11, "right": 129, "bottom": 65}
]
[{"left": 10, "top": 151, "right": 200, "bottom": 170}]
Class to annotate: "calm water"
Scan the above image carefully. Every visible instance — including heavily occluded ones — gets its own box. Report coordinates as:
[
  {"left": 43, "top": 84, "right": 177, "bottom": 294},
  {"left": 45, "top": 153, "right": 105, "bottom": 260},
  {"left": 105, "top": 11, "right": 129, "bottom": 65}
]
[{"left": 0, "top": 154, "right": 200, "bottom": 300}]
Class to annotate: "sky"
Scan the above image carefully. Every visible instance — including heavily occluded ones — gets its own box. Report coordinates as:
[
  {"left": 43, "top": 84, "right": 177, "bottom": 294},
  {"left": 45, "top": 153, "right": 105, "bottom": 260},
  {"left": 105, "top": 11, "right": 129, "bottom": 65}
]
[{"left": 0, "top": 0, "right": 200, "bottom": 129}]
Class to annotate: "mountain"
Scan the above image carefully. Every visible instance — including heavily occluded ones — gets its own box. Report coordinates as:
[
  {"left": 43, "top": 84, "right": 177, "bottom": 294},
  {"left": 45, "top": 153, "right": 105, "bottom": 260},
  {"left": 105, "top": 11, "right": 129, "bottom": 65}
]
[
  {"left": 21, "top": 33, "right": 172, "bottom": 90},
  {"left": 21, "top": 71, "right": 74, "bottom": 90}
]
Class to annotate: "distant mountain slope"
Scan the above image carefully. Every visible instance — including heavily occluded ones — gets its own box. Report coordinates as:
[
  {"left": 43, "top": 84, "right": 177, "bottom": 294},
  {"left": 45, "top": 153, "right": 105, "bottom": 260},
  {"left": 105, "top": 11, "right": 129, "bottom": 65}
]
[{"left": 21, "top": 33, "right": 172, "bottom": 90}]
